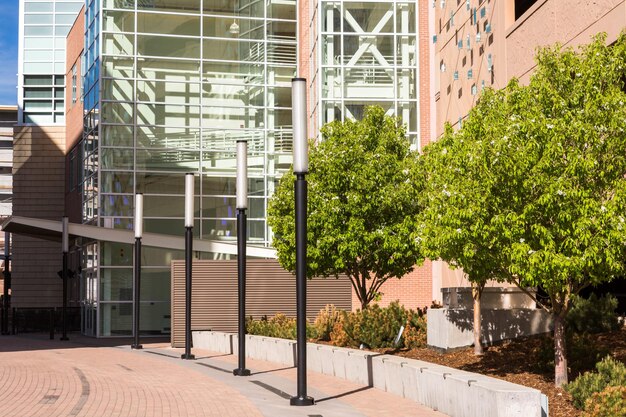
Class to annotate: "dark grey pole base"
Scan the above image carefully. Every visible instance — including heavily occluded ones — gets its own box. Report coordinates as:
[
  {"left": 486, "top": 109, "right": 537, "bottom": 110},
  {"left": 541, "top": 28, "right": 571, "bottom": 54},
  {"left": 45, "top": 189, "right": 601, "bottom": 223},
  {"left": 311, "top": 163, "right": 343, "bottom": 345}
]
[
  {"left": 290, "top": 396, "right": 315, "bottom": 406},
  {"left": 131, "top": 344, "right": 143, "bottom": 350},
  {"left": 181, "top": 353, "right": 196, "bottom": 360},
  {"left": 233, "top": 368, "right": 251, "bottom": 376}
]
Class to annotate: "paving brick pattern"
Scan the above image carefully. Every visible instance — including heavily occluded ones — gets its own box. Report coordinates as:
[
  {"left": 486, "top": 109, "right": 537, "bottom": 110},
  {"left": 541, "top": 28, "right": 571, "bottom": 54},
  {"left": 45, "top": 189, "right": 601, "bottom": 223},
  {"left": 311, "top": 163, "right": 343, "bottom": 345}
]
[{"left": 0, "top": 335, "right": 446, "bottom": 417}]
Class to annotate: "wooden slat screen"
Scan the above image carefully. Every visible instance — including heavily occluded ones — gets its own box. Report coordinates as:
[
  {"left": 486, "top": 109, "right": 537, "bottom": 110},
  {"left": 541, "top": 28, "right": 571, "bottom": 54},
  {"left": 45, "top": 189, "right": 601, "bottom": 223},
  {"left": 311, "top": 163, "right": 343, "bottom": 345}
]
[{"left": 171, "top": 259, "right": 351, "bottom": 347}]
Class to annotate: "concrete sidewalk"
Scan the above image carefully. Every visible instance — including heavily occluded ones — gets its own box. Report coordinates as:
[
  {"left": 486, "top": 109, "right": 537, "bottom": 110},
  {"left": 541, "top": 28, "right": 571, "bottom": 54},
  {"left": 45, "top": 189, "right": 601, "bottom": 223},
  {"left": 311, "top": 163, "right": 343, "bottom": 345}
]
[{"left": 0, "top": 334, "right": 446, "bottom": 417}]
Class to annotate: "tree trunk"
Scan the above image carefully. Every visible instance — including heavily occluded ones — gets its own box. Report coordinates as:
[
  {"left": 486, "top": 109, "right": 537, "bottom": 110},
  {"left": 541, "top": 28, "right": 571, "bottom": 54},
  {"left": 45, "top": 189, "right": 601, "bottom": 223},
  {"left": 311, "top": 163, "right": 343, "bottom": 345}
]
[
  {"left": 554, "top": 314, "right": 568, "bottom": 386},
  {"left": 472, "top": 283, "right": 483, "bottom": 356}
]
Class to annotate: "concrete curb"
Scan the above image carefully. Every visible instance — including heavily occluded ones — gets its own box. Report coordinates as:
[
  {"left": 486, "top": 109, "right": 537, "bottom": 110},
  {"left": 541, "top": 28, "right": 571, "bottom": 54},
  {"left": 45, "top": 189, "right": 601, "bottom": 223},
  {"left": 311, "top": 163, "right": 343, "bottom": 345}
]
[{"left": 192, "top": 331, "right": 548, "bottom": 417}]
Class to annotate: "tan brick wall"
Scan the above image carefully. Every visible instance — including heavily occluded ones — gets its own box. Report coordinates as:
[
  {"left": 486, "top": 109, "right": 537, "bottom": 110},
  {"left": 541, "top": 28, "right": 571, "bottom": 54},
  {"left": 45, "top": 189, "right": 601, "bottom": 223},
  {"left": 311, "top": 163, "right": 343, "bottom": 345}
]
[
  {"left": 65, "top": 6, "right": 84, "bottom": 155},
  {"left": 350, "top": 260, "right": 434, "bottom": 311},
  {"left": 12, "top": 126, "right": 66, "bottom": 308}
]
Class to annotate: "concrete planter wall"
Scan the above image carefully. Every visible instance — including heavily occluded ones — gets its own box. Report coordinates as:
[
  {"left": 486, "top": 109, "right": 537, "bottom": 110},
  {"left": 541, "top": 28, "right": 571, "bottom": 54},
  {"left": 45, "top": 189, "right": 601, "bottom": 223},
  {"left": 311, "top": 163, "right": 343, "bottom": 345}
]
[
  {"left": 427, "top": 308, "right": 553, "bottom": 351},
  {"left": 193, "top": 331, "right": 548, "bottom": 417}
]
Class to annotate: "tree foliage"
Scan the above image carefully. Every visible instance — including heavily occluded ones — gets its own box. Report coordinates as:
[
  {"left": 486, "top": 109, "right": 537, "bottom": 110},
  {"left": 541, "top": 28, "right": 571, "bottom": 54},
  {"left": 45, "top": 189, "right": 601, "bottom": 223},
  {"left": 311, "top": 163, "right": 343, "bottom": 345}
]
[
  {"left": 420, "top": 33, "right": 626, "bottom": 382},
  {"left": 505, "top": 33, "right": 626, "bottom": 386},
  {"left": 268, "top": 106, "right": 424, "bottom": 309},
  {"left": 419, "top": 84, "right": 524, "bottom": 354}
]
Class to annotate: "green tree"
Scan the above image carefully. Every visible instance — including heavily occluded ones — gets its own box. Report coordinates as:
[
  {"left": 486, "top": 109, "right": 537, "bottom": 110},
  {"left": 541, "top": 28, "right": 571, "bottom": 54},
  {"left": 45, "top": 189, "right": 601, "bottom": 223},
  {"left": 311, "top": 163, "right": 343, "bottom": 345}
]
[
  {"left": 419, "top": 84, "right": 523, "bottom": 355},
  {"left": 505, "top": 34, "right": 626, "bottom": 386},
  {"left": 268, "top": 106, "right": 424, "bottom": 310}
]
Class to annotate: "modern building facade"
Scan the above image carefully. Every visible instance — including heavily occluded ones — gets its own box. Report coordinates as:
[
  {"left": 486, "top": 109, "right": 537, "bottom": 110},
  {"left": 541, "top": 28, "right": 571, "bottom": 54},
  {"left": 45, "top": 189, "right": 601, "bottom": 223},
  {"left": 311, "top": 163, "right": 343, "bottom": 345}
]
[{"left": 10, "top": 0, "right": 625, "bottom": 337}]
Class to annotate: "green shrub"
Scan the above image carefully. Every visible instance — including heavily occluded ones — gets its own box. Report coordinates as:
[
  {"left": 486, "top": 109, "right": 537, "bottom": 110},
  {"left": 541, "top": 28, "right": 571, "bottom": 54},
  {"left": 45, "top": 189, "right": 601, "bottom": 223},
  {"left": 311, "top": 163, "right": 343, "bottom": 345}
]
[
  {"left": 404, "top": 308, "right": 428, "bottom": 349},
  {"left": 246, "top": 313, "right": 317, "bottom": 340},
  {"left": 565, "top": 356, "right": 626, "bottom": 410},
  {"left": 583, "top": 386, "right": 626, "bottom": 417},
  {"left": 331, "top": 301, "right": 427, "bottom": 349},
  {"left": 314, "top": 304, "right": 343, "bottom": 341},
  {"left": 341, "top": 302, "right": 407, "bottom": 349},
  {"left": 566, "top": 294, "right": 620, "bottom": 335}
]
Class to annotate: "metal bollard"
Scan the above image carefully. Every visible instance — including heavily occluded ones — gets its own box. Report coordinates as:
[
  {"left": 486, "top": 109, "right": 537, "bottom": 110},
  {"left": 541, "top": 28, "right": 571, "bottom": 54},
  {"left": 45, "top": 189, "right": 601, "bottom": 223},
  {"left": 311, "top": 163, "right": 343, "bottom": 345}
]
[
  {"left": 49, "top": 309, "right": 55, "bottom": 340},
  {"left": 11, "top": 307, "right": 16, "bottom": 335}
]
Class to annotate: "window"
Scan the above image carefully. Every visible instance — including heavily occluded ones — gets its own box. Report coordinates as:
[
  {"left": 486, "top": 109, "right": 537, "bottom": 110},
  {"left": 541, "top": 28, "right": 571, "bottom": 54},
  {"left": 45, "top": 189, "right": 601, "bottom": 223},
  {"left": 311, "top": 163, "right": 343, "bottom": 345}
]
[
  {"left": 514, "top": 0, "right": 538, "bottom": 20},
  {"left": 72, "top": 65, "right": 77, "bottom": 104}
]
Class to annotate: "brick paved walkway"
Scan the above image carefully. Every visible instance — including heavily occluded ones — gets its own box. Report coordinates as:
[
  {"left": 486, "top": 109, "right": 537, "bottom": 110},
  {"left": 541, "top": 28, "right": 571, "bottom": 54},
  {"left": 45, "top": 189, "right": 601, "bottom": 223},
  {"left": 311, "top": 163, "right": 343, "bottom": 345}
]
[{"left": 0, "top": 335, "right": 446, "bottom": 417}]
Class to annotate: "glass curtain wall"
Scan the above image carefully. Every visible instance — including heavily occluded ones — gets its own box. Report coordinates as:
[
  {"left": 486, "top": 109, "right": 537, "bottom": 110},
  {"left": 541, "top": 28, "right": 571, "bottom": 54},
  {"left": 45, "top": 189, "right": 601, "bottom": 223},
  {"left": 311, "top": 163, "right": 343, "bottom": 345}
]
[
  {"left": 20, "top": 0, "right": 85, "bottom": 124},
  {"left": 319, "top": 0, "right": 419, "bottom": 146},
  {"left": 87, "top": 0, "right": 296, "bottom": 336}
]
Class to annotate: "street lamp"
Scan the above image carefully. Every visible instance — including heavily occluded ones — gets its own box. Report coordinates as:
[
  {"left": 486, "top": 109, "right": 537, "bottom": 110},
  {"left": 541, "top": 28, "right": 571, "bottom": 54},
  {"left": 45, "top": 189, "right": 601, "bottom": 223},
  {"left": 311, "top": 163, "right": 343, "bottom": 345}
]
[
  {"left": 60, "top": 216, "right": 69, "bottom": 341},
  {"left": 132, "top": 193, "right": 143, "bottom": 350},
  {"left": 181, "top": 173, "right": 196, "bottom": 360},
  {"left": 233, "top": 140, "right": 251, "bottom": 376},
  {"left": 290, "top": 77, "right": 314, "bottom": 406}
]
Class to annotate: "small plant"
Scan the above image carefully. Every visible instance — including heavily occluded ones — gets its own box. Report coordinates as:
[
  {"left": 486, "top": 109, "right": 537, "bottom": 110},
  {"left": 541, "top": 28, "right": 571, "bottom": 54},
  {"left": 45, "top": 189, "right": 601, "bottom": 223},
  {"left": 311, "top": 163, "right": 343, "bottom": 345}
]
[
  {"left": 246, "top": 313, "right": 317, "bottom": 340},
  {"left": 566, "top": 294, "right": 620, "bottom": 335},
  {"left": 565, "top": 356, "right": 626, "bottom": 409},
  {"left": 582, "top": 386, "right": 626, "bottom": 417},
  {"left": 314, "top": 304, "right": 343, "bottom": 342},
  {"left": 404, "top": 308, "right": 428, "bottom": 349}
]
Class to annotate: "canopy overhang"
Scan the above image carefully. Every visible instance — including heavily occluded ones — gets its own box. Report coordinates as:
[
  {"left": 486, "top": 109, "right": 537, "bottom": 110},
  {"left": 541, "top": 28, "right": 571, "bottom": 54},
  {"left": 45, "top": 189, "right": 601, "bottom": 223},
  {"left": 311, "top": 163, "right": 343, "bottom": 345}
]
[{"left": 1, "top": 216, "right": 277, "bottom": 258}]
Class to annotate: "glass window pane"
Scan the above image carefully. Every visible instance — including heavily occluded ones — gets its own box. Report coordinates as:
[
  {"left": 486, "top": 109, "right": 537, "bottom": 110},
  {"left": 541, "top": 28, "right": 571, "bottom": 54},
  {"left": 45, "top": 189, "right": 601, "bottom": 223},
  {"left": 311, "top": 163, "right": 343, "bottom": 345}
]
[
  {"left": 138, "top": 0, "right": 200, "bottom": 13},
  {"left": 137, "top": 126, "right": 200, "bottom": 149},
  {"left": 101, "top": 124, "right": 134, "bottom": 147},
  {"left": 24, "top": 14, "right": 53, "bottom": 24},
  {"left": 103, "top": 32, "right": 134, "bottom": 55},
  {"left": 344, "top": 2, "right": 393, "bottom": 33},
  {"left": 136, "top": 149, "right": 200, "bottom": 171},
  {"left": 103, "top": 10, "right": 135, "bottom": 32},
  {"left": 101, "top": 171, "right": 134, "bottom": 193},
  {"left": 24, "top": 37, "right": 54, "bottom": 49},
  {"left": 100, "top": 302, "right": 132, "bottom": 336},
  {"left": 138, "top": 58, "right": 200, "bottom": 82},
  {"left": 137, "top": 80, "right": 200, "bottom": 105},
  {"left": 24, "top": 75, "right": 53, "bottom": 85},
  {"left": 102, "top": 78, "right": 134, "bottom": 101},
  {"left": 136, "top": 172, "right": 187, "bottom": 194},
  {"left": 56, "top": 2, "right": 84, "bottom": 13},
  {"left": 24, "top": 2, "right": 54, "bottom": 12},
  {"left": 101, "top": 243, "right": 133, "bottom": 267},
  {"left": 103, "top": 0, "right": 135, "bottom": 9},
  {"left": 102, "top": 194, "right": 134, "bottom": 217},
  {"left": 56, "top": 14, "right": 79, "bottom": 25},
  {"left": 202, "top": 61, "right": 263, "bottom": 85},
  {"left": 136, "top": 103, "right": 200, "bottom": 127},
  {"left": 101, "top": 147, "right": 134, "bottom": 169},
  {"left": 24, "top": 50, "right": 54, "bottom": 62},
  {"left": 102, "top": 56, "right": 134, "bottom": 78},
  {"left": 202, "top": 39, "right": 263, "bottom": 62},
  {"left": 24, "top": 26, "right": 53, "bottom": 36},
  {"left": 140, "top": 269, "right": 171, "bottom": 301},
  {"left": 267, "top": 0, "right": 295, "bottom": 20},
  {"left": 24, "top": 88, "right": 53, "bottom": 98},
  {"left": 137, "top": 35, "right": 200, "bottom": 59},
  {"left": 137, "top": 13, "right": 200, "bottom": 36},
  {"left": 143, "top": 195, "right": 185, "bottom": 217},
  {"left": 24, "top": 100, "right": 53, "bottom": 110},
  {"left": 102, "top": 101, "right": 133, "bottom": 124}
]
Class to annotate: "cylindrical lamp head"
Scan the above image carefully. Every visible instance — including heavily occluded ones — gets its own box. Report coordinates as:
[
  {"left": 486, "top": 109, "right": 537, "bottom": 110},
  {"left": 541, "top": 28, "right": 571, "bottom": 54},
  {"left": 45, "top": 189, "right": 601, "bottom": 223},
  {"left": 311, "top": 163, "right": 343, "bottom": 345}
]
[
  {"left": 185, "top": 173, "right": 194, "bottom": 228},
  {"left": 292, "top": 78, "right": 308, "bottom": 174},
  {"left": 134, "top": 193, "right": 143, "bottom": 238},
  {"left": 61, "top": 216, "right": 69, "bottom": 253},
  {"left": 236, "top": 140, "right": 248, "bottom": 209}
]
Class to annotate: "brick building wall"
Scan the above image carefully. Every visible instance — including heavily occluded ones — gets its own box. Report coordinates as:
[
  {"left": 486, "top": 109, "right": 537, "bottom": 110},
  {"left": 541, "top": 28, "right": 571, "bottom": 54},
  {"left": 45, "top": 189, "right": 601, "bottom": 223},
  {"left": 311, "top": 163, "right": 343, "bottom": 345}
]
[
  {"left": 65, "top": 8, "right": 84, "bottom": 224},
  {"left": 11, "top": 126, "right": 66, "bottom": 308}
]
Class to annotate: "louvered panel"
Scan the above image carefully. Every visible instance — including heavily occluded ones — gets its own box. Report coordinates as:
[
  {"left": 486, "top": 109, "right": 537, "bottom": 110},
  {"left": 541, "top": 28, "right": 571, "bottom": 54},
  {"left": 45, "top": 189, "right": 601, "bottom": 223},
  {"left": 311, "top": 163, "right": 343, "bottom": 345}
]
[{"left": 171, "top": 259, "right": 351, "bottom": 347}]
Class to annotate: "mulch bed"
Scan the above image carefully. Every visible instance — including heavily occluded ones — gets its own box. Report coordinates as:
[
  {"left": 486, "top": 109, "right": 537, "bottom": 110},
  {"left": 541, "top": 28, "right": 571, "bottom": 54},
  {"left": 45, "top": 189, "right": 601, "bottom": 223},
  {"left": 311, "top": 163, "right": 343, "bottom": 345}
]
[{"left": 372, "top": 326, "right": 626, "bottom": 417}]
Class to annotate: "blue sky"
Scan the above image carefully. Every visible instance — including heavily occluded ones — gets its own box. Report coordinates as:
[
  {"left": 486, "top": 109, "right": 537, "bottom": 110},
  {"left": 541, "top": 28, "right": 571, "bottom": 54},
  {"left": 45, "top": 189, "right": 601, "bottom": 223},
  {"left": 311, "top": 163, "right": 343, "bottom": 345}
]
[{"left": 0, "top": 1, "right": 18, "bottom": 105}]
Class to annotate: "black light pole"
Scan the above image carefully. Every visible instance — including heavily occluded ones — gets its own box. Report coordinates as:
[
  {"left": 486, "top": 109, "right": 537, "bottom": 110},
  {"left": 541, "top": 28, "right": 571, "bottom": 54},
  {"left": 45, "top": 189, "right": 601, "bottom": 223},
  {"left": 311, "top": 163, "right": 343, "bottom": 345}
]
[
  {"left": 1, "top": 232, "right": 10, "bottom": 335},
  {"left": 181, "top": 173, "right": 195, "bottom": 360},
  {"left": 131, "top": 193, "right": 143, "bottom": 350},
  {"left": 290, "top": 77, "right": 314, "bottom": 406},
  {"left": 233, "top": 140, "right": 251, "bottom": 376},
  {"left": 60, "top": 217, "right": 69, "bottom": 341}
]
